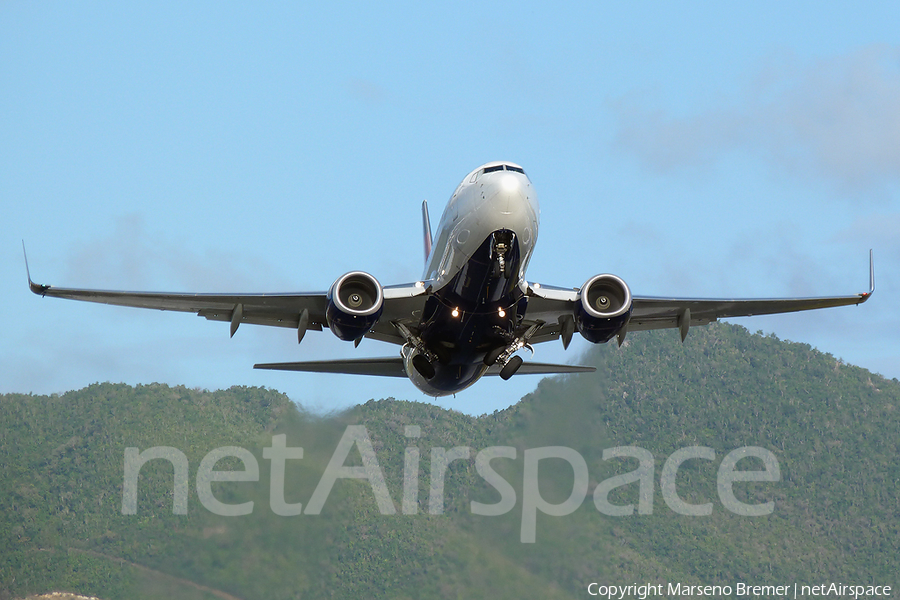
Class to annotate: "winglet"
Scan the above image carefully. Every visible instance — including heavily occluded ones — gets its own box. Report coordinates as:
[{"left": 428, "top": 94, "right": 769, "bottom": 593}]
[
  {"left": 866, "top": 249, "right": 875, "bottom": 298},
  {"left": 22, "top": 241, "right": 49, "bottom": 296},
  {"left": 857, "top": 249, "right": 875, "bottom": 303},
  {"left": 422, "top": 200, "right": 433, "bottom": 264}
]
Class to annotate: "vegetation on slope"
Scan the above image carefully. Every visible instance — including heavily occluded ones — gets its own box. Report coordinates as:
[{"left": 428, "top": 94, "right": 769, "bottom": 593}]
[{"left": 2, "top": 324, "right": 897, "bottom": 599}]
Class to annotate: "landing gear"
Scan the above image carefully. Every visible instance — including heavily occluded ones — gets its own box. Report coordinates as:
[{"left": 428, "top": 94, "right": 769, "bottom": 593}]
[
  {"left": 492, "top": 259, "right": 513, "bottom": 279},
  {"left": 394, "top": 321, "right": 443, "bottom": 380},
  {"left": 412, "top": 354, "right": 435, "bottom": 379},
  {"left": 431, "top": 343, "right": 451, "bottom": 364},
  {"left": 499, "top": 355, "right": 523, "bottom": 380},
  {"left": 490, "top": 231, "right": 514, "bottom": 279},
  {"left": 485, "top": 321, "right": 542, "bottom": 381},
  {"left": 483, "top": 346, "right": 505, "bottom": 366}
]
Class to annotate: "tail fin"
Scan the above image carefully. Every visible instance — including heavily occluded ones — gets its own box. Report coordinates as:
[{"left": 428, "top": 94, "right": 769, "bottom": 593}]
[{"left": 422, "top": 200, "right": 433, "bottom": 264}]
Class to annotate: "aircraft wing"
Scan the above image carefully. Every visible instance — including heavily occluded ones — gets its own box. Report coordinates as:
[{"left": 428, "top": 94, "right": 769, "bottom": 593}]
[
  {"left": 24, "top": 248, "right": 426, "bottom": 344},
  {"left": 524, "top": 251, "right": 875, "bottom": 344}
]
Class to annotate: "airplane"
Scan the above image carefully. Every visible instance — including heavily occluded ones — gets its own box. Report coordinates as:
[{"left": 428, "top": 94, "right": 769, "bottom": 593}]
[{"left": 26, "top": 161, "right": 875, "bottom": 396}]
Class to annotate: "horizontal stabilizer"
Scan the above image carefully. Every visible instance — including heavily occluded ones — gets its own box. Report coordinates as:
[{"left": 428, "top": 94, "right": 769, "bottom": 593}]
[
  {"left": 255, "top": 358, "right": 407, "bottom": 377},
  {"left": 254, "top": 358, "right": 595, "bottom": 378},
  {"left": 485, "top": 361, "right": 595, "bottom": 376}
]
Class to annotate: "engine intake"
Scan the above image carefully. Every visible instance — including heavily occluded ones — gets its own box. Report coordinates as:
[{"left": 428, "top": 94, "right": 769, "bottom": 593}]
[
  {"left": 326, "top": 271, "right": 384, "bottom": 341},
  {"left": 575, "top": 274, "right": 632, "bottom": 343}
]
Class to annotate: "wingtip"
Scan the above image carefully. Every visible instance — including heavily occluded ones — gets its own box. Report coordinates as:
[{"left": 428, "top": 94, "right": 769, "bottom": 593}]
[
  {"left": 868, "top": 249, "right": 875, "bottom": 295},
  {"left": 22, "top": 241, "right": 49, "bottom": 296},
  {"left": 856, "top": 249, "right": 875, "bottom": 303},
  {"left": 21, "top": 240, "right": 29, "bottom": 276}
]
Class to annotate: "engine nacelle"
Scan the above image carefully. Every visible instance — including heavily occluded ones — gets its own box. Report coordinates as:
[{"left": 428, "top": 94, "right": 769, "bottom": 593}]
[
  {"left": 326, "top": 271, "right": 384, "bottom": 341},
  {"left": 574, "top": 274, "right": 632, "bottom": 344}
]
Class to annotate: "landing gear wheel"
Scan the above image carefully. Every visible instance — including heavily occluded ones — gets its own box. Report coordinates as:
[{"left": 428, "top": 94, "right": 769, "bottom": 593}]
[
  {"left": 499, "top": 355, "right": 523, "bottom": 380},
  {"left": 412, "top": 354, "right": 435, "bottom": 379},
  {"left": 484, "top": 346, "right": 505, "bottom": 366},
  {"left": 492, "top": 260, "right": 514, "bottom": 279}
]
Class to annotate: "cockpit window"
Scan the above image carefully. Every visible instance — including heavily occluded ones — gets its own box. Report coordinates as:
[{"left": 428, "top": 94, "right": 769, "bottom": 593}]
[{"left": 482, "top": 164, "right": 526, "bottom": 175}]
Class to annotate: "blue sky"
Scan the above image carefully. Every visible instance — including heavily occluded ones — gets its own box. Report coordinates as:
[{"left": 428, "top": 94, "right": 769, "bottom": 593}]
[{"left": 3, "top": 2, "right": 899, "bottom": 415}]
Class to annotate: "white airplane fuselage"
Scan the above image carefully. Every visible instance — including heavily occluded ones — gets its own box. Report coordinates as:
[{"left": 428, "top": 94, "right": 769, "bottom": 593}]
[{"left": 403, "top": 162, "right": 540, "bottom": 395}]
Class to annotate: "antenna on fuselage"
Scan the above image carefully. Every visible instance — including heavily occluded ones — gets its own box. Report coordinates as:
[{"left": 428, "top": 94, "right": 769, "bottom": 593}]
[{"left": 422, "top": 200, "right": 433, "bottom": 264}]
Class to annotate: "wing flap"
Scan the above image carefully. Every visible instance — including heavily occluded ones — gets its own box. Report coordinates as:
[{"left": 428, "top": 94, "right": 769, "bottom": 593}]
[{"left": 198, "top": 308, "right": 325, "bottom": 331}]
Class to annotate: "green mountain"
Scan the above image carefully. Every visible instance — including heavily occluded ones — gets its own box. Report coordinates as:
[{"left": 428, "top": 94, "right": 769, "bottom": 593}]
[{"left": 2, "top": 323, "right": 898, "bottom": 599}]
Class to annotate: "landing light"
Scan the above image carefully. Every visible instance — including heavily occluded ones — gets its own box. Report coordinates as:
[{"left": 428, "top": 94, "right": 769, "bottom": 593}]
[
  {"left": 452, "top": 307, "right": 460, "bottom": 318},
  {"left": 498, "top": 308, "right": 506, "bottom": 318}
]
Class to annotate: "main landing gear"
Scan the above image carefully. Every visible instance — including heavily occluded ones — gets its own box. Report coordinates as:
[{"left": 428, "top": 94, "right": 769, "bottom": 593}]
[
  {"left": 411, "top": 353, "right": 435, "bottom": 379},
  {"left": 484, "top": 322, "right": 542, "bottom": 380},
  {"left": 394, "top": 321, "right": 448, "bottom": 380},
  {"left": 499, "top": 355, "right": 523, "bottom": 380}
]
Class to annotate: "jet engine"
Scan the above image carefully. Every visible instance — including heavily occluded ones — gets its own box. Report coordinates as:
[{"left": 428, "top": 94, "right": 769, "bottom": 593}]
[
  {"left": 574, "top": 274, "right": 632, "bottom": 343},
  {"left": 326, "top": 271, "right": 384, "bottom": 341}
]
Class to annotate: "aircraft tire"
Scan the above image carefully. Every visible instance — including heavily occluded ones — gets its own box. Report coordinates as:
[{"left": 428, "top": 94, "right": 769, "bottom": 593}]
[
  {"left": 483, "top": 346, "right": 505, "bottom": 366},
  {"left": 500, "top": 355, "right": 523, "bottom": 380}
]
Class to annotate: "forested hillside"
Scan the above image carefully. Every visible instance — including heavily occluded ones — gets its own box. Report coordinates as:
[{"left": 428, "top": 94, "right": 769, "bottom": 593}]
[{"left": 2, "top": 323, "right": 897, "bottom": 599}]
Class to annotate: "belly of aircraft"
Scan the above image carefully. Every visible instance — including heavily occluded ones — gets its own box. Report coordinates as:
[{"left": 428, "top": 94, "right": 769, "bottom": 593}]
[{"left": 411, "top": 229, "right": 526, "bottom": 395}]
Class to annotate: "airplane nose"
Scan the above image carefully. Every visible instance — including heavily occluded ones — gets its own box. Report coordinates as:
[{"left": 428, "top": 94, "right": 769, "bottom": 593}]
[
  {"left": 495, "top": 175, "right": 525, "bottom": 215},
  {"left": 500, "top": 174, "right": 520, "bottom": 193}
]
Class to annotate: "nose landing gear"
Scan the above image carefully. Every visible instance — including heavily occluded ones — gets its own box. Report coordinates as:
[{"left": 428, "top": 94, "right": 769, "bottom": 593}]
[{"left": 490, "top": 231, "right": 514, "bottom": 279}]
